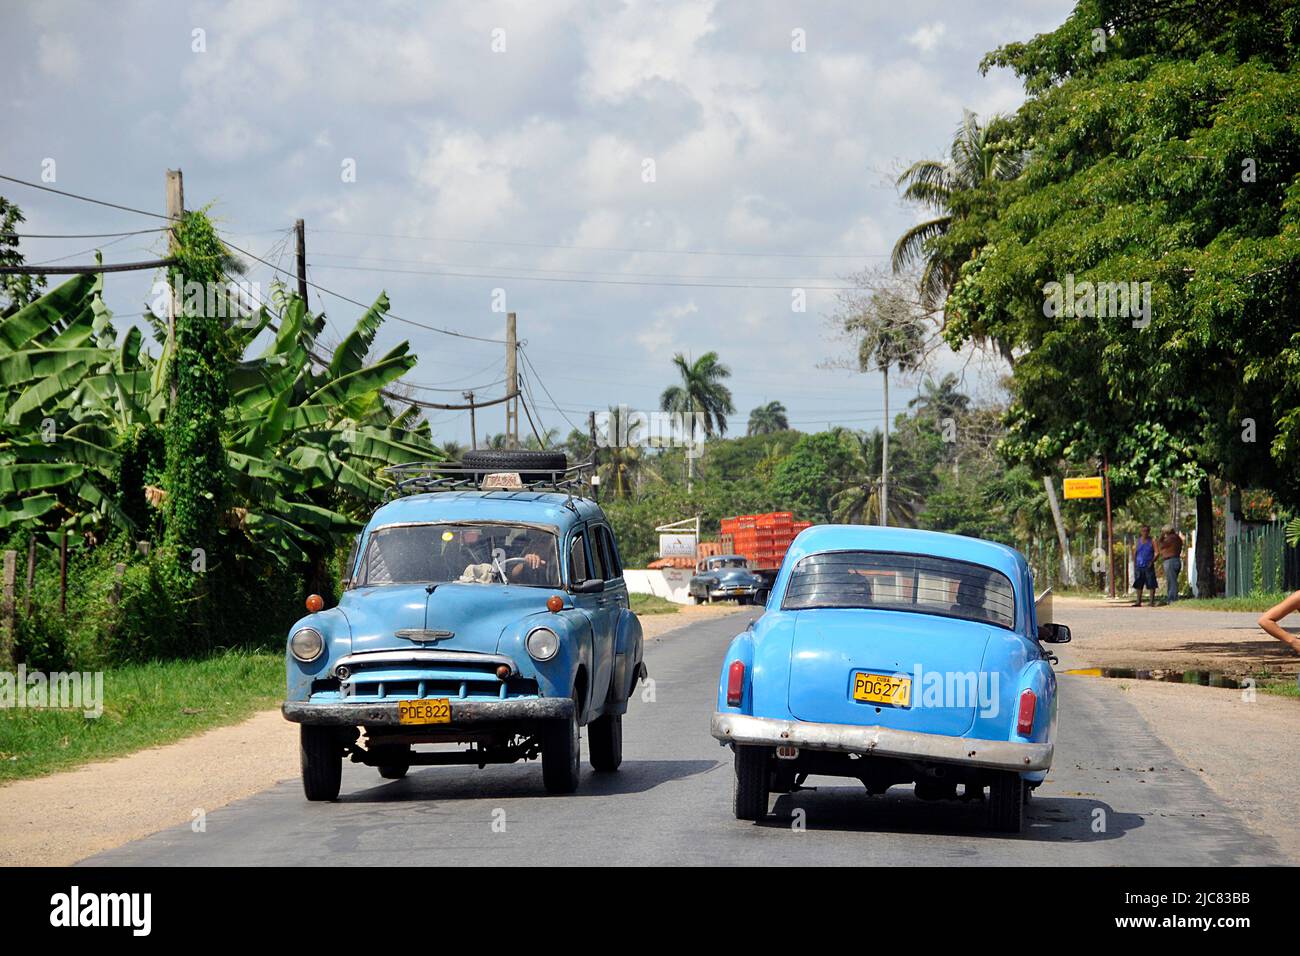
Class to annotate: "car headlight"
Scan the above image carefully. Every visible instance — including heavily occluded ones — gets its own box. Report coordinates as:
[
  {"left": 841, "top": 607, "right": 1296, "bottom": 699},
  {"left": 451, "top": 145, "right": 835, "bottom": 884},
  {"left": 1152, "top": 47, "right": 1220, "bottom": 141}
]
[
  {"left": 526, "top": 626, "right": 560, "bottom": 662},
  {"left": 290, "top": 627, "right": 325, "bottom": 662}
]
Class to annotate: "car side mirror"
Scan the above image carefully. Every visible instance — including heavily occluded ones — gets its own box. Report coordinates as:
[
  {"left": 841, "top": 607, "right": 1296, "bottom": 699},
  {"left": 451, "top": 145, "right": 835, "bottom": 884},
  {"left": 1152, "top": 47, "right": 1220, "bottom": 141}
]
[
  {"left": 1038, "top": 622, "right": 1071, "bottom": 644},
  {"left": 573, "top": 578, "right": 605, "bottom": 594}
]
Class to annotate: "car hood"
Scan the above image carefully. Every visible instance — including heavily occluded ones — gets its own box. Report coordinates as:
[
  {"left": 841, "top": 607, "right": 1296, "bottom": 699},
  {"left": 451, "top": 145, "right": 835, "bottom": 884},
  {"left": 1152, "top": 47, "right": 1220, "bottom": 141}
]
[
  {"left": 340, "top": 582, "right": 557, "bottom": 656},
  {"left": 710, "top": 568, "right": 760, "bottom": 585}
]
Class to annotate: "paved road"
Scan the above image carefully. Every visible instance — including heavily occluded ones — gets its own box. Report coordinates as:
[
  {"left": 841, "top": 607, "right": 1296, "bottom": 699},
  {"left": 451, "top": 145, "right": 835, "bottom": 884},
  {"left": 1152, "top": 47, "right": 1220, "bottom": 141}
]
[{"left": 85, "top": 612, "right": 1285, "bottom": 866}]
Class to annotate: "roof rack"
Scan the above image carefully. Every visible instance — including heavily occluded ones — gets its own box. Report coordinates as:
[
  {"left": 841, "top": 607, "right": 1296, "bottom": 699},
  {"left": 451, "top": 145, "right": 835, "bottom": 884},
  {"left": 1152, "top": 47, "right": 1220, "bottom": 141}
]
[{"left": 381, "top": 459, "right": 597, "bottom": 502}]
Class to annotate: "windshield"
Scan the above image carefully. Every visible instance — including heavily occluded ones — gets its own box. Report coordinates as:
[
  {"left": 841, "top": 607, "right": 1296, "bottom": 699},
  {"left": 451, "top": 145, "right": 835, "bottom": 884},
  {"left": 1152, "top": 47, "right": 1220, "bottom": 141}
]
[
  {"left": 782, "top": 550, "right": 1016, "bottom": 629},
  {"left": 358, "top": 523, "right": 561, "bottom": 588},
  {"left": 712, "top": 558, "right": 747, "bottom": 570}
]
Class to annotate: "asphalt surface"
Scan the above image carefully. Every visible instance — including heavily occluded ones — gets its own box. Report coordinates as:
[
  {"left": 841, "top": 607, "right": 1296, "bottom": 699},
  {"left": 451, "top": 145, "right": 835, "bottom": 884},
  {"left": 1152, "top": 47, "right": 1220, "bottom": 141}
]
[{"left": 85, "top": 611, "right": 1286, "bottom": 866}]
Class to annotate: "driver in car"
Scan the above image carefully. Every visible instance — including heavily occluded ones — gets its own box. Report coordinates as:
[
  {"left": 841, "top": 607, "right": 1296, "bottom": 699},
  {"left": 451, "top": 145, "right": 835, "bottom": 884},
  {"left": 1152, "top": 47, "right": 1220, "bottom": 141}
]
[{"left": 506, "top": 530, "right": 552, "bottom": 586}]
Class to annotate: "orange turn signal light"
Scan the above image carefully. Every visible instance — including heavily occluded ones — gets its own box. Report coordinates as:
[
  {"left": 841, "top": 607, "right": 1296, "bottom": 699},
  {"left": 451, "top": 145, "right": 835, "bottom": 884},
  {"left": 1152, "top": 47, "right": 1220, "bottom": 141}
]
[
  {"left": 305, "top": 593, "right": 324, "bottom": 612},
  {"left": 495, "top": 664, "right": 511, "bottom": 680},
  {"left": 546, "top": 595, "right": 564, "bottom": 613}
]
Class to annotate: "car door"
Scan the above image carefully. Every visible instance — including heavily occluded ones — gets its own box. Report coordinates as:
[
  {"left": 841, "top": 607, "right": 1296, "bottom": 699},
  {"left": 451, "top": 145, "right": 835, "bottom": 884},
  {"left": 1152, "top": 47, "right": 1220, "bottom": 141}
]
[
  {"left": 568, "top": 526, "right": 610, "bottom": 718},
  {"left": 583, "top": 524, "right": 618, "bottom": 709}
]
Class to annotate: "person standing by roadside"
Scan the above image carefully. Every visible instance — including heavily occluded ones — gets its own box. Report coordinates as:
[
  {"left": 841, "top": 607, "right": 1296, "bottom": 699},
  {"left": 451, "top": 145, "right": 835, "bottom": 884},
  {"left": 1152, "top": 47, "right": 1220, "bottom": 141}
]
[
  {"left": 1156, "top": 526, "right": 1184, "bottom": 604},
  {"left": 1133, "top": 526, "right": 1157, "bottom": 607}
]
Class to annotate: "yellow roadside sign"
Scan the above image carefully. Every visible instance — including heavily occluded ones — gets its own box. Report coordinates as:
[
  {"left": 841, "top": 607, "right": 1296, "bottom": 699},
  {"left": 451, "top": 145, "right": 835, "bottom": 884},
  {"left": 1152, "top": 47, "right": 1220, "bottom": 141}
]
[{"left": 1063, "top": 476, "right": 1105, "bottom": 499}]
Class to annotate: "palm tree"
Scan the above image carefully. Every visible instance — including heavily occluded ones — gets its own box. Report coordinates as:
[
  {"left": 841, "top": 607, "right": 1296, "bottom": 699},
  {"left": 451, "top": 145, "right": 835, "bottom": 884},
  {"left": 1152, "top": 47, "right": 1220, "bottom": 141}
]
[
  {"left": 525, "top": 427, "right": 560, "bottom": 451},
  {"left": 830, "top": 431, "right": 916, "bottom": 527},
  {"left": 659, "top": 351, "right": 735, "bottom": 487},
  {"left": 845, "top": 288, "right": 925, "bottom": 526},
  {"left": 747, "top": 400, "right": 789, "bottom": 436},
  {"left": 892, "top": 110, "right": 1024, "bottom": 313},
  {"left": 909, "top": 373, "right": 970, "bottom": 423}
]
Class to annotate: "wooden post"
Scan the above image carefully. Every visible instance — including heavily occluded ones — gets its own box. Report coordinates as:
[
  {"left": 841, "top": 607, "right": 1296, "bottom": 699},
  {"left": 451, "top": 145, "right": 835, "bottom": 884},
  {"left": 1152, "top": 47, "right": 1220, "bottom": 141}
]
[
  {"left": 463, "top": 390, "right": 477, "bottom": 449},
  {"left": 294, "top": 218, "right": 309, "bottom": 304},
  {"left": 1103, "top": 456, "right": 1115, "bottom": 598},
  {"left": 1, "top": 550, "right": 15, "bottom": 669},
  {"left": 504, "top": 312, "right": 518, "bottom": 447},
  {"left": 59, "top": 531, "right": 68, "bottom": 615},
  {"left": 165, "top": 169, "right": 184, "bottom": 405},
  {"left": 588, "top": 411, "right": 600, "bottom": 502},
  {"left": 23, "top": 534, "right": 35, "bottom": 616}
]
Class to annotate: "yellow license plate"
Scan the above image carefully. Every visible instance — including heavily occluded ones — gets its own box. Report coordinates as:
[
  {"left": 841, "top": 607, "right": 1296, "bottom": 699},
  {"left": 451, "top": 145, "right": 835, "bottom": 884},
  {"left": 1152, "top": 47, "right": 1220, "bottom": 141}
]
[
  {"left": 852, "top": 672, "right": 911, "bottom": 708},
  {"left": 398, "top": 698, "right": 451, "bottom": 725}
]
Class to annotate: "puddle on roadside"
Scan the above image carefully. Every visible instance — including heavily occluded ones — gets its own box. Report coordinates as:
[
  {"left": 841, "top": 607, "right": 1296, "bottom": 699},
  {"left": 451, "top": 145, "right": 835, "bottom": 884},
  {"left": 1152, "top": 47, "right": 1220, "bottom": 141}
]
[{"left": 1064, "top": 667, "right": 1245, "bottom": 688}]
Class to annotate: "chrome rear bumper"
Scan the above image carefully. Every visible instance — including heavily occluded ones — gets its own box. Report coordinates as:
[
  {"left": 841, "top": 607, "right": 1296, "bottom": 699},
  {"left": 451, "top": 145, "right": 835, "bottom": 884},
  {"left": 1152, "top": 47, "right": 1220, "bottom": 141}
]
[{"left": 711, "top": 712, "right": 1052, "bottom": 771}]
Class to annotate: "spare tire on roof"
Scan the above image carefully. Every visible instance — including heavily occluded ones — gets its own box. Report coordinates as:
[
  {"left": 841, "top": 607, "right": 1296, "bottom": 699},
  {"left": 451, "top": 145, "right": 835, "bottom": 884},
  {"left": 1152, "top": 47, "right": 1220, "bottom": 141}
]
[{"left": 461, "top": 448, "right": 569, "bottom": 484}]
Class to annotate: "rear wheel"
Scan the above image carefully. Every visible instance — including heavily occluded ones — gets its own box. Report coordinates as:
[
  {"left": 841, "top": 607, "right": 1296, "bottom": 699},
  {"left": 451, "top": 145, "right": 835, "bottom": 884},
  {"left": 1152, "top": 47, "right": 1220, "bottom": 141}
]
[
  {"left": 588, "top": 713, "right": 623, "bottom": 771},
  {"left": 542, "top": 694, "right": 581, "bottom": 794},
  {"left": 300, "top": 726, "right": 342, "bottom": 801},
  {"left": 987, "top": 772, "right": 1024, "bottom": 833},
  {"left": 733, "top": 745, "right": 771, "bottom": 820}
]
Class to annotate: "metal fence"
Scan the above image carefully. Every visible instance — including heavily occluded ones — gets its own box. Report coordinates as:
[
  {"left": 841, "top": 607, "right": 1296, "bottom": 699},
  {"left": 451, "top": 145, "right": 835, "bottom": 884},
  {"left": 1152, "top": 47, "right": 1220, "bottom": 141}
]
[{"left": 1226, "top": 520, "right": 1300, "bottom": 597}]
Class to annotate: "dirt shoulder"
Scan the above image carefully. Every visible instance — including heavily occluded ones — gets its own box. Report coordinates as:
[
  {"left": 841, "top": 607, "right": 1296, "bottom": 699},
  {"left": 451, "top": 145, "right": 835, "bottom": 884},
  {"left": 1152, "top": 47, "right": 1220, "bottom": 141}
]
[
  {"left": 1054, "top": 596, "right": 1300, "bottom": 863},
  {"left": 0, "top": 603, "right": 746, "bottom": 867}
]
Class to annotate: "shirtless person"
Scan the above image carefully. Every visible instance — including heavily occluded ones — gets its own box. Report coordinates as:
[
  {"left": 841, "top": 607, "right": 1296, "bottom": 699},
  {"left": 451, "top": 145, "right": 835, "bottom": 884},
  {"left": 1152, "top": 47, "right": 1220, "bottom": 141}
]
[{"left": 1156, "top": 526, "right": 1184, "bottom": 605}]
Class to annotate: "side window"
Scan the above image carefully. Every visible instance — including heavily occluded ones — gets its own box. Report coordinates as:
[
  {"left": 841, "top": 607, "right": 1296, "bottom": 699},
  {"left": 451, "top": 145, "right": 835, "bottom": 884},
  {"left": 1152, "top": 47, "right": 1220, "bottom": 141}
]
[
  {"left": 569, "top": 532, "right": 590, "bottom": 584},
  {"left": 589, "top": 526, "right": 608, "bottom": 581},
  {"left": 598, "top": 526, "right": 622, "bottom": 579}
]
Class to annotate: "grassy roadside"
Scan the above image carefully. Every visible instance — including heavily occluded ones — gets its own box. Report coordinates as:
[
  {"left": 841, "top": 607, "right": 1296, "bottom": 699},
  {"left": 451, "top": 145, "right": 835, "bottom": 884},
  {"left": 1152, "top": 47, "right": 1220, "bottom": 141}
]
[
  {"left": 630, "top": 593, "right": 681, "bottom": 615},
  {"left": 1171, "top": 594, "right": 1289, "bottom": 612},
  {"left": 0, "top": 649, "right": 283, "bottom": 784}
]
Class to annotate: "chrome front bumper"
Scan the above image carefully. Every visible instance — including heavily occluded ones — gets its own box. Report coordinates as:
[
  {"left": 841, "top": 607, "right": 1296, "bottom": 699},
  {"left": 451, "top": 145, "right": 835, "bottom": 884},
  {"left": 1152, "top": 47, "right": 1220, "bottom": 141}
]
[
  {"left": 710, "top": 712, "right": 1053, "bottom": 771},
  {"left": 284, "top": 697, "right": 573, "bottom": 727}
]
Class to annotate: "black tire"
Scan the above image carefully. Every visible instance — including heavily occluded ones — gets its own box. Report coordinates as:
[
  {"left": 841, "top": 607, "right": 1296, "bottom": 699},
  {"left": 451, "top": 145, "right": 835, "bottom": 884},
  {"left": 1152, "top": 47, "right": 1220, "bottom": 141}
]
[
  {"left": 754, "top": 589, "right": 769, "bottom": 607},
  {"left": 987, "top": 772, "right": 1024, "bottom": 833},
  {"left": 461, "top": 448, "right": 568, "bottom": 483},
  {"left": 542, "top": 694, "right": 581, "bottom": 794},
  {"left": 588, "top": 713, "right": 623, "bottom": 771},
  {"left": 300, "top": 726, "right": 342, "bottom": 802},
  {"left": 733, "top": 745, "right": 771, "bottom": 820},
  {"left": 373, "top": 744, "right": 410, "bottom": 780}
]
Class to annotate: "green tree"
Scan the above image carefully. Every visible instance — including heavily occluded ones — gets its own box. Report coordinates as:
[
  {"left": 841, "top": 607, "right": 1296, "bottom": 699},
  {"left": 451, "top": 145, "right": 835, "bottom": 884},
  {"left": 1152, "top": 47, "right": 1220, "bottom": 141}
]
[
  {"left": 746, "top": 400, "right": 789, "bottom": 436},
  {"left": 0, "top": 197, "right": 46, "bottom": 315},
  {"left": 769, "top": 430, "right": 855, "bottom": 522},
  {"left": 659, "top": 351, "right": 736, "bottom": 487},
  {"left": 891, "top": 111, "right": 1025, "bottom": 316}
]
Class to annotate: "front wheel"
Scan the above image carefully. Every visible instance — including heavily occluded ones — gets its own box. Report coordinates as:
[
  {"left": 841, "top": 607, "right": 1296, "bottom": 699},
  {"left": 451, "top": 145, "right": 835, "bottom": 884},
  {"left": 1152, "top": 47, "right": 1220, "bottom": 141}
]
[
  {"left": 987, "top": 772, "right": 1024, "bottom": 833},
  {"left": 588, "top": 713, "right": 623, "bottom": 771},
  {"left": 733, "top": 745, "right": 771, "bottom": 820},
  {"left": 300, "top": 726, "right": 342, "bottom": 801},
  {"left": 542, "top": 695, "right": 581, "bottom": 794}
]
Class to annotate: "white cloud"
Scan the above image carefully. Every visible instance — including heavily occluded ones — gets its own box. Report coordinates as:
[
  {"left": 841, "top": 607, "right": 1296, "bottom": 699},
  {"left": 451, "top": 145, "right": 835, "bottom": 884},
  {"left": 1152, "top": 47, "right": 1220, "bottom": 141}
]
[
  {"left": 907, "top": 22, "right": 947, "bottom": 54},
  {"left": 37, "top": 33, "right": 78, "bottom": 82}
]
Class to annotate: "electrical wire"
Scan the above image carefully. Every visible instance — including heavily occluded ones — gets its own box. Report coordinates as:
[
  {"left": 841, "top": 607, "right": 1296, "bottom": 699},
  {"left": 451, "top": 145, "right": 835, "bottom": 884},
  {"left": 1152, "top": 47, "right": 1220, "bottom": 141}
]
[{"left": 0, "top": 173, "right": 175, "bottom": 221}]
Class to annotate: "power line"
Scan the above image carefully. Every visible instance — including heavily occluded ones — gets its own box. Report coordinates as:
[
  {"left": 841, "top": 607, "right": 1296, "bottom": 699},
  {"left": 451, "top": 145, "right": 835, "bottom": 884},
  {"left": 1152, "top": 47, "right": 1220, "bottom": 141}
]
[
  {"left": 310, "top": 260, "right": 857, "bottom": 291},
  {"left": 1, "top": 227, "right": 170, "bottom": 239},
  {"left": 0, "top": 257, "right": 175, "bottom": 275},
  {"left": 518, "top": 346, "right": 580, "bottom": 432},
  {"left": 0, "top": 173, "right": 174, "bottom": 221},
  {"left": 218, "top": 232, "right": 507, "bottom": 345},
  {"left": 311, "top": 226, "right": 889, "bottom": 260}
]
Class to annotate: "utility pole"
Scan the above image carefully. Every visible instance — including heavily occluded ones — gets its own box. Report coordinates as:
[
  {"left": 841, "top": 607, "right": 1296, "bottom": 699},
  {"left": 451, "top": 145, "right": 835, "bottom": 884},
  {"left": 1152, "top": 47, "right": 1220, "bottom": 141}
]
[
  {"left": 1103, "top": 456, "right": 1116, "bottom": 598},
  {"left": 294, "top": 219, "right": 309, "bottom": 304},
  {"left": 588, "top": 411, "right": 600, "bottom": 502},
  {"left": 880, "top": 368, "right": 890, "bottom": 527},
  {"left": 165, "top": 169, "right": 184, "bottom": 404},
  {"left": 464, "top": 391, "right": 477, "bottom": 449},
  {"left": 504, "top": 312, "right": 518, "bottom": 448}
]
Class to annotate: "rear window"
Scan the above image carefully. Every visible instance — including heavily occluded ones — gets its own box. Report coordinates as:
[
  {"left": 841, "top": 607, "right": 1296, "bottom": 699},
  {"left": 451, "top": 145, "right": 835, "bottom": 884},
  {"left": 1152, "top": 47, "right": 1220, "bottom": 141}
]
[{"left": 781, "top": 550, "right": 1016, "bottom": 629}]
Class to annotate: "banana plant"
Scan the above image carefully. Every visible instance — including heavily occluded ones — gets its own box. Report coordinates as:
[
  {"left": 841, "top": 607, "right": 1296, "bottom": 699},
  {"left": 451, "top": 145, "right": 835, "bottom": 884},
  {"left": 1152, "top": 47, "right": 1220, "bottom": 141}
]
[{"left": 0, "top": 272, "right": 439, "bottom": 563}]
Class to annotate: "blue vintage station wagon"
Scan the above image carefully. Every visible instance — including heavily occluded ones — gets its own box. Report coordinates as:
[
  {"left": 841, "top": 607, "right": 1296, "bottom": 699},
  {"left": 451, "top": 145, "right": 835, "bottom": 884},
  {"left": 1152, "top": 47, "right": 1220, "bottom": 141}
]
[
  {"left": 711, "top": 525, "right": 1069, "bottom": 832},
  {"left": 282, "top": 450, "right": 645, "bottom": 800}
]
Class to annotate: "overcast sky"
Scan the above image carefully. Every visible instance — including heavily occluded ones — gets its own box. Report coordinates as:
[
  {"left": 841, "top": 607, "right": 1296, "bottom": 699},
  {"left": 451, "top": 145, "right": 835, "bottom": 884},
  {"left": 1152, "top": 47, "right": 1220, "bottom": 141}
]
[{"left": 2, "top": 0, "right": 1074, "bottom": 445}]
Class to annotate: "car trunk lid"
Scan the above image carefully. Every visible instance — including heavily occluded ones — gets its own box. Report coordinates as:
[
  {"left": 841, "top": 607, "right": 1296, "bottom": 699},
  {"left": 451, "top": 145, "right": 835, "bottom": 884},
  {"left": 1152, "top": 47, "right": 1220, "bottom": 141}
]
[{"left": 786, "top": 608, "right": 993, "bottom": 736}]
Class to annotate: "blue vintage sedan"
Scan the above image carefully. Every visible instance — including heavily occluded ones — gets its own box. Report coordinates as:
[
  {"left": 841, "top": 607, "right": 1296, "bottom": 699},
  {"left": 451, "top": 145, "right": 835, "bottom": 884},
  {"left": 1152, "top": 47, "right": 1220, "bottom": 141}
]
[
  {"left": 711, "top": 524, "right": 1069, "bottom": 832},
  {"left": 282, "top": 451, "right": 645, "bottom": 801}
]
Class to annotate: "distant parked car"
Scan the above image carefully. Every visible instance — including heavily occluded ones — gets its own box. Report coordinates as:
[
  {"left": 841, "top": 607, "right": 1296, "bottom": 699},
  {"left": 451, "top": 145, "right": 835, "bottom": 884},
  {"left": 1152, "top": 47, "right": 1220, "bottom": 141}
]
[
  {"left": 689, "top": 554, "right": 764, "bottom": 605},
  {"left": 282, "top": 450, "right": 646, "bottom": 801},
  {"left": 711, "top": 525, "right": 1068, "bottom": 832}
]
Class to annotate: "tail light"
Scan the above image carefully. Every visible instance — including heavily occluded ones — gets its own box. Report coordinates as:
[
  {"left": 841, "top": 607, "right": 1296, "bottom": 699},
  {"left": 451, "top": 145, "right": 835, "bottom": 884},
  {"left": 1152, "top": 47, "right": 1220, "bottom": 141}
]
[
  {"left": 1016, "top": 689, "right": 1037, "bottom": 736},
  {"left": 726, "top": 660, "right": 745, "bottom": 707}
]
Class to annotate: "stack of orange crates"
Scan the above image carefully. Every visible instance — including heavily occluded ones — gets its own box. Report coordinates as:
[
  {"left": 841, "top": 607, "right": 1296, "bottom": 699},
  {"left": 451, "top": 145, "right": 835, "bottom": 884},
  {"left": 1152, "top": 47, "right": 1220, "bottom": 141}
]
[{"left": 720, "top": 511, "right": 801, "bottom": 568}]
